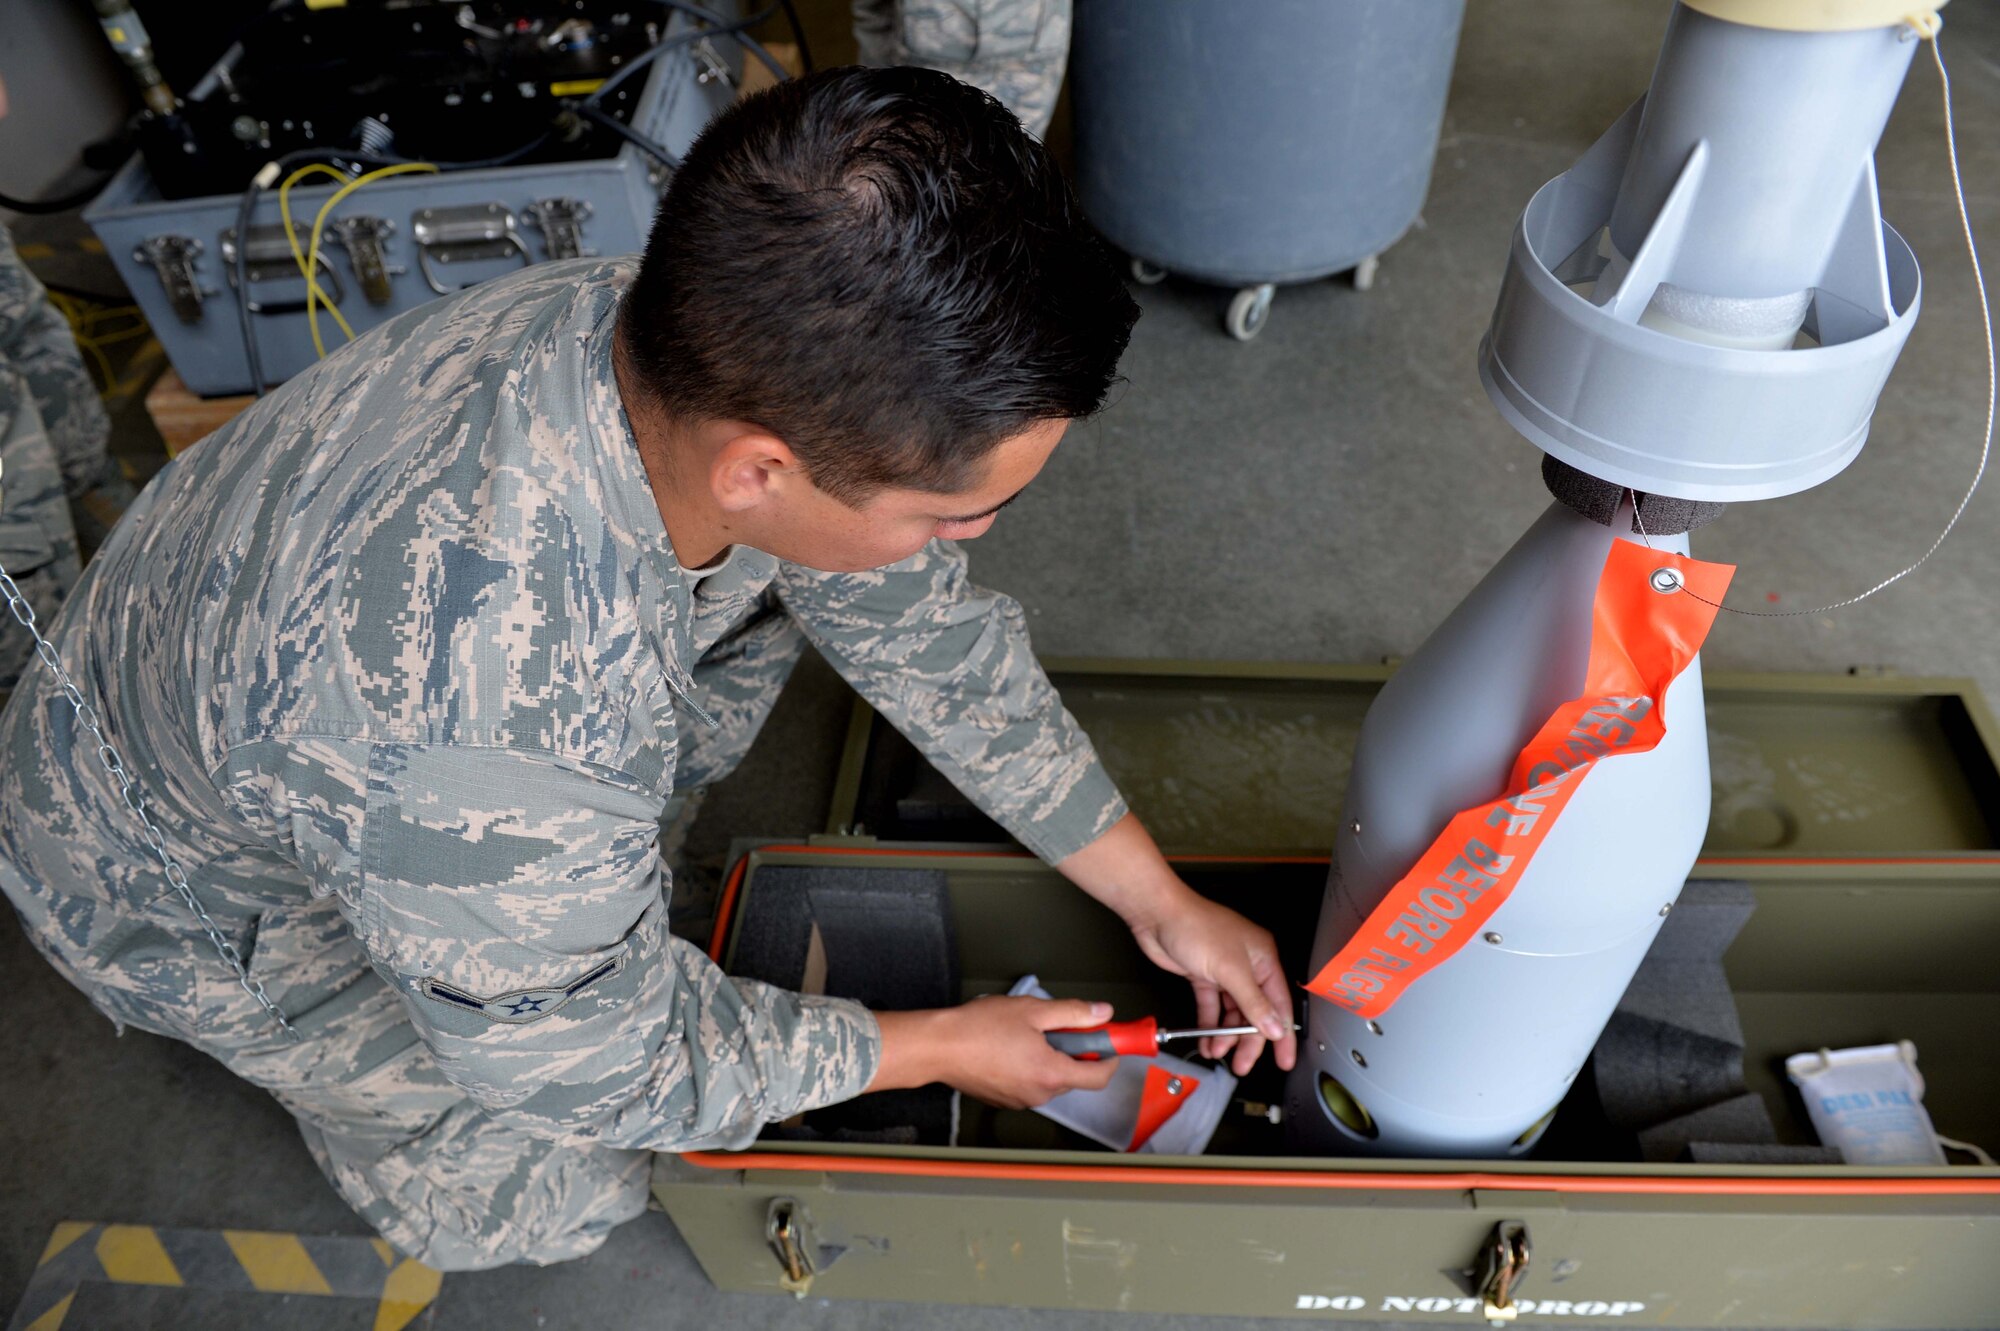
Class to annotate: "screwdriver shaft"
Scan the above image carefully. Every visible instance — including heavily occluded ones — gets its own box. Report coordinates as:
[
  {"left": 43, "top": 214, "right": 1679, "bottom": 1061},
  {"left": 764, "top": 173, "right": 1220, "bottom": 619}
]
[{"left": 1157, "top": 1022, "right": 1302, "bottom": 1043}]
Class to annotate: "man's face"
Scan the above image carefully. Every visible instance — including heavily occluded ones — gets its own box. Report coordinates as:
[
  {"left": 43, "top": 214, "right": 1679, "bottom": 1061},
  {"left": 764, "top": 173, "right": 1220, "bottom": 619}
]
[{"left": 754, "top": 418, "right": 1070, "bottom": 573}]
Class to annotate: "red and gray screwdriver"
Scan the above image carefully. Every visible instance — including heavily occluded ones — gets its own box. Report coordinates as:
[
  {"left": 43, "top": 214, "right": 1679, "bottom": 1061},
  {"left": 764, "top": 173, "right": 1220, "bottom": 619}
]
[{"left": 1045, "top": 1016, "right": 1297, "bottom": 1061}]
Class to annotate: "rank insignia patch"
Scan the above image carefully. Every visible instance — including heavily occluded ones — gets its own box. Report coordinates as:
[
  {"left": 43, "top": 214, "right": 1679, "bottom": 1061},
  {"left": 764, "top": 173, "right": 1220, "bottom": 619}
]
[{"left": 419, "top": 953, "right": 627, "bottom": 1024}]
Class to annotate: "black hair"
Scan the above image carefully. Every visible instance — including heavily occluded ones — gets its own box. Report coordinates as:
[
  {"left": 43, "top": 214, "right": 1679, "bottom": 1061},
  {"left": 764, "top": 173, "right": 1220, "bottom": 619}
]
[{"left": 619, "top": 65, "right": 1139, "bottom": 503}]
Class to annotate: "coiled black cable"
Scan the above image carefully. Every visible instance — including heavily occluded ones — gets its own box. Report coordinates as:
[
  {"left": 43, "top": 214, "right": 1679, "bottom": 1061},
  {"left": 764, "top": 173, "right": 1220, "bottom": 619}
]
[{"left": 0, "top": 178, "right": 113, "bottom": 215}]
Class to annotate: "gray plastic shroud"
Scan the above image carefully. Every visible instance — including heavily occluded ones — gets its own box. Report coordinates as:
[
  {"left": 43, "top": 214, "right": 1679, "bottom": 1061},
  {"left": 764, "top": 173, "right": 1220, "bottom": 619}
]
[
  {"left": 1478, "top": 5, "right": 1924, "bottom": 503},
  {"left": 1286, "top": 503, "right": 1711, "bottom": 1157}
]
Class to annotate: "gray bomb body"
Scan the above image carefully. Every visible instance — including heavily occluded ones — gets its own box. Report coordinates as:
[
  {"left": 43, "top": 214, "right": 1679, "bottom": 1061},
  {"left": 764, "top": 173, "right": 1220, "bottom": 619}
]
[
  {"left": 1287, "top": 505, "right": 1709, "bottom": 1156},
  {"left": 1293, "top": 1, "right": 1935, "bottom": 1156}
]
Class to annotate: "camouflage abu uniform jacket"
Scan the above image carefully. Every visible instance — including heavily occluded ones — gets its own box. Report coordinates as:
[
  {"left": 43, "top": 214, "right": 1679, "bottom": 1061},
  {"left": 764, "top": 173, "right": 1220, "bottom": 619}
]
[
  {"left": 853, "top": 0, "right": 1070, "bottom": 137},
  {"left": 0, "top": 223, "right": 119, "bottom": 689},
  {"left": 0, "top": 258, "right": 1126, "bottom": 1150}
]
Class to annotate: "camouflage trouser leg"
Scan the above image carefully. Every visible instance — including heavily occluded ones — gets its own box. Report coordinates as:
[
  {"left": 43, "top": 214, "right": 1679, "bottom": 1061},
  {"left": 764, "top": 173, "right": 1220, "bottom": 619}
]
[
  {"left": 294, "top": 1109, "right": 649, "bottom": 1273},
  {"left": 0, "top": 223, "right": 127, "bottom": 559},
  {"left": 852, "top": 0, "right": 1072, "bottom": 137},
  {"left": 214, "top": 895, "right": 654, "bottom": 1269},
  {"left": 0, "top": 364, "right": 84, "bottom": 691},
  {"left": 25, "top": 888, "right": 648, "bottom": 1271},
  {"left": 1, "top": 223, "right": 113, "bottom": 501}
]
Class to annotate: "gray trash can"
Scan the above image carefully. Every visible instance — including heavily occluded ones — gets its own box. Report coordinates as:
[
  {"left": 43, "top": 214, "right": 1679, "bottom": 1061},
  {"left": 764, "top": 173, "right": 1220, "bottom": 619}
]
[{"left": 1071, "top": 0, "right": 1465, "bottom": 340}]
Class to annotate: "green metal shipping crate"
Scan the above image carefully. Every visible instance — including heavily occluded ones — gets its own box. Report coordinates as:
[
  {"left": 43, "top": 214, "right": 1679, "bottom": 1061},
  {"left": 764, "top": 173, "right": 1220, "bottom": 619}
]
[
  {"left": 653, "top": 665, "right": 2000, "bottom": 1325},
  {"left": 827, "top": 660, "right": 2000, "bottom": 862}
]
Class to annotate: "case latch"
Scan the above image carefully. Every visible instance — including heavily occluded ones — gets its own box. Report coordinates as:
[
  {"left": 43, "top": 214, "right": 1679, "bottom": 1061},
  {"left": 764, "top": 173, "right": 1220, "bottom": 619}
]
[
  {"left": 1476, "top": 1219, "right": 1532, "bottom": 1325},
  {"left": 525, "top": 197, "right": 594, "bottom": 261},
  {"left": 133, "top": 235, "right": 206, "bottom": 324},
  {"left": 764, "top": 1197, "right": 818, "bottom": 1298},
  {"left": 691, "top": 36, "right": 735, "bottom": 89},
  {"left": 329, "top": 215, "right": 401, "bottom": 305}
]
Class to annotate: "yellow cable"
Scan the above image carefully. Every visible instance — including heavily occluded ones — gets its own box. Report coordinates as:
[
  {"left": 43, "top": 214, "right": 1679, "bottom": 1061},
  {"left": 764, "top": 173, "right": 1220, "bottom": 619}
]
[
  {"left": 279, "top": 164, "right": 356, "bottom": 355},
  {"left": 86, "top": 323, "right": 151, "bottom": 346},
  {"left": 73, "top": 330, "right": 116, "bottom": 395},
  {"left": 306, "top": 162, "right": 438, "bottom": 359},
  {"left": 46, "top": 292, "right": 118, "bottom": 396}
]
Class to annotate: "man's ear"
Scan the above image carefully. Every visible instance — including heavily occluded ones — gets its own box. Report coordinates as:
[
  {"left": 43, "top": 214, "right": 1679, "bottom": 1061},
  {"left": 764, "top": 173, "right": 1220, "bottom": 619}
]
[{"left": 710, "top": 431, "right": 804, "bottom": 513}]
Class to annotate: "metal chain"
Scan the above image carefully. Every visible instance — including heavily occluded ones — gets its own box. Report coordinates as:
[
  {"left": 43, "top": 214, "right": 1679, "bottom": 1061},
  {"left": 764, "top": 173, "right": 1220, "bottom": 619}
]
[{"left": 0, "top": 556, "right": 298, "bottom": 1040}]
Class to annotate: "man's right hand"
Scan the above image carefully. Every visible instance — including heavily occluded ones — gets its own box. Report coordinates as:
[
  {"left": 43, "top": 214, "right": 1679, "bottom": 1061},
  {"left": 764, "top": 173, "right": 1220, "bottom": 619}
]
[{"left": 868, "top": 996, "right": 1121, "bottom": 1109}]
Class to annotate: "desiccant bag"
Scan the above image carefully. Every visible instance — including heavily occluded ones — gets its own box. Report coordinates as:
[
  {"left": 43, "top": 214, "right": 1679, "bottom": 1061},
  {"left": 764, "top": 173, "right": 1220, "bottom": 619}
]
[{"left": 1785, "top": 1041, "right": 1946, "bottom": 1166}]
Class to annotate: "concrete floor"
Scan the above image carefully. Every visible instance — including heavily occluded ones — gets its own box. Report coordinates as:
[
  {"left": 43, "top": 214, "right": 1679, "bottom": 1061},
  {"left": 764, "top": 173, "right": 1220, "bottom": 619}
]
[{"left": 5, "top": 0, "right": 1999, "bottom": 1327}]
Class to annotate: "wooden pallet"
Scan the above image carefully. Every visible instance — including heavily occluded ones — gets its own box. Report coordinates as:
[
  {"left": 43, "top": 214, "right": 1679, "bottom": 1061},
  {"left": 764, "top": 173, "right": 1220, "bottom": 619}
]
[{"left": 143, "top": 368, "right": 251, "bottom": 457}]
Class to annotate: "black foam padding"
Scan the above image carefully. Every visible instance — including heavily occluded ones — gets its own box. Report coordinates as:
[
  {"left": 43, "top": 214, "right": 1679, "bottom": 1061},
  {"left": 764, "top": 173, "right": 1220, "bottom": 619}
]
[
  {"left": 1685, "top": 1142, "right": 1844, "bottom": 1166},
  {"left": 1542, "top": 456, "right": 1727, "bottom": 535},
  {"left": 728, "top": 870, "right": 816, "bottom": 992},
  {"left": 894, "top": 763, "right": 979, "bottom": 828},
  {"left": 803, "top": 1087, "right": 956, "bottom": 1146},
  {"left": 1637, "top": 1093, "right": 1777, "bottom": 1162},
  {"left": 813, "top": 880, "right": 956, "bottom": 1013},
  {"left": 1613, "top": 961, "right": 1745, "bottom": 1048},
  {"left": 1592, "top": 881, "right": 1770, "bottom": 1146},
  {"left": 1613, "top": 882, "right": 1757, "bottom": 1051},
  {"left": 1646, "top": 880, "right": 1757, "bottom": 962},
  {"left": 730, "top": 865, "right": 958, "bottom": 1002},
  {"left": 727, "top": 864, "right": 959, "bottom": 1145},
  {"left": 1594, "top": 1013, "right": 1748, "bottom": 1129},
  {"left": 761, "top": 1110, "right": 950, "bottom": 1148}
]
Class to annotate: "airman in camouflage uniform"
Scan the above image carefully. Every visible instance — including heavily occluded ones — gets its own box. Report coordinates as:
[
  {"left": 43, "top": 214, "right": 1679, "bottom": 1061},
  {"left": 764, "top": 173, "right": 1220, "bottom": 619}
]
[
  {"left": 2, "top": 68, "right": 1299, "bottom": 1273},
  {"left": 0, "top": 258, "right": 1124, "bottom": 1270},
  {"left": 0, "top": 224, "right": 125, "bottom": 691},
  {"left": 853, "top": 0, "right": 1071, "bottom": 135}
]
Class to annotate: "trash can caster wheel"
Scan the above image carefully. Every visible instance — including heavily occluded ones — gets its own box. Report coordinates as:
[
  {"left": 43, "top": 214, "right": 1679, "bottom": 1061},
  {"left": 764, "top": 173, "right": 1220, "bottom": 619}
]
[
  {"left": 1352, "top": 253, "right": 1380, "bottom": 292},
  {"left": 1226, "top": 284, "right": 1275, "bottom": 341},
  {"left": 1130, "top": 257, "right": 1168, "bottom": 285}
]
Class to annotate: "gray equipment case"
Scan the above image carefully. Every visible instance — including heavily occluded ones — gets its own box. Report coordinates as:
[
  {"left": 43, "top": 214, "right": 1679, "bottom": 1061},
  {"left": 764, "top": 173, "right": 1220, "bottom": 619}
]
[{"left": 84, "top": 11, "right": 738, "bottom": 396}]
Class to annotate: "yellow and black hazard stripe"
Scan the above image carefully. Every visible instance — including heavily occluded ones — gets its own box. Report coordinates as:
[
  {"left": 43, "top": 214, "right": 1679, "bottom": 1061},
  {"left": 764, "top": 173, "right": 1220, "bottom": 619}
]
[
  {"left": 6, "top": 1222, "right": 442, "bottom": 1331},
  {"left": 11, "top": 239, "right": 107, "bottom": 262}
]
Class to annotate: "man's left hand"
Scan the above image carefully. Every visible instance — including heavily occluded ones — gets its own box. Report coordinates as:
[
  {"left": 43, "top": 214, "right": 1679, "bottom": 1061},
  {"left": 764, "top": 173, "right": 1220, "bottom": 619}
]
[
  {"left": 1126, "top": 887, "right": 1297, "bottom": 1077},
  {"left": 1056, "top": 813, "right": 1298, "bottom": 1077}
]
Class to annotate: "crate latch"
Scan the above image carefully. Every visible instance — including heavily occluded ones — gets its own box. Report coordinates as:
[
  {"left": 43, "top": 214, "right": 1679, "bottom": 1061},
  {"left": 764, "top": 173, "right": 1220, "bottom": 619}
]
[
  {"left": 764, "top": 1197, "right": 818, "bottom": 1298},
  {"left": 1476, "top": 1219, "right": 1532, "bottom": 1325},
  {"left": 133, "top": 235, "right": 207, "bottom": 324},
  {"left": 329, "top": 215, "right": 401, "bottom": 305},
  {"left": 526, "top": 197, "right": 594, "bottom": 261},
  {"left": 410, "top": 203, "right": 531, "bottom": 295},
  {"left": 691, "top": 37, "right": 735, "bottom": 89}
]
